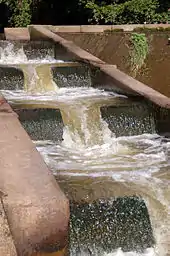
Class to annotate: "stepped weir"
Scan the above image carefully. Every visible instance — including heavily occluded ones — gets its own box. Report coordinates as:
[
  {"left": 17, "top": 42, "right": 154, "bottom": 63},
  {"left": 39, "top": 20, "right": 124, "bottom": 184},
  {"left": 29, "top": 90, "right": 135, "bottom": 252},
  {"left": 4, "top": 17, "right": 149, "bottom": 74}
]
[{"left": 0, "top": 25, "right": 169, "bottom": 256}]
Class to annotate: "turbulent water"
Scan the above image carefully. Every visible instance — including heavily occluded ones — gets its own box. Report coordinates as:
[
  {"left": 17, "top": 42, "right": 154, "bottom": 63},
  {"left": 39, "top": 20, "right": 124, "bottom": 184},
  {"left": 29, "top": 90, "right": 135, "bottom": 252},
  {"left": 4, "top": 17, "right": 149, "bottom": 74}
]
[
  {"left": 0, "top": 42, "right": 60, "bottom": 64},
  {"left": 0, "top": 42, "right": 170, "bottom": 256},
  {"left": 103, "top": 249, "right": 156, "bottom": 256},
  {"left": 8, "top": 87, "right": 168, "bottom": 255},
  {"left": 0, "top": 42, "right": 66, "bottom": 92},
  {"left": 35, "top": 134, "right": 170, "bottom": 256}
]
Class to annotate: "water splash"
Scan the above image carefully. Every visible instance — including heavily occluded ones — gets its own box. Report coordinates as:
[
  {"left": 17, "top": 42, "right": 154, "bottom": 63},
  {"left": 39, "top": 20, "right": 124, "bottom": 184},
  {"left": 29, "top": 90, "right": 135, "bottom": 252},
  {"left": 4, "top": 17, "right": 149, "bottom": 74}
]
[
  {"left": 1, "top": 87, "right": 127, "bottom": 146},
  {"left": 36, "top": 134, "right": 170, "bottom": 255},
  {"left": 0, "top": 42, "right": 27, "bottom": 64},
  {"left": 0, "top": 42, "right": 61, "bottom": 64},
  {"left": 20, "top": 63, "right": 58, "bottom": 92},
  {"left": 61, "top": 105, "right": 112, "bottom": 147},
  {"left": 0, "top": 42, "right": 64, "bottom": 92},
  {"left": 70, "top": 247, "right": 155, "bottom": 256},
  {"left": 104, "top": 248, "right": 155, "bottom": 256}
]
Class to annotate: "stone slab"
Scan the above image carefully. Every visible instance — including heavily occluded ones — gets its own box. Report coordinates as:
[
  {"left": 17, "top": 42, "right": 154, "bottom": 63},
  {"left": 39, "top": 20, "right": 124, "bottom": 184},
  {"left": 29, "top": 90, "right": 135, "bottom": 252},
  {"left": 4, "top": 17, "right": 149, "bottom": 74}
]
[
  {"left": 80, "top": 25, "right": 106, "bottom": 33},
  {"left": 54, "top": 26, "right": 81, "bottom": 33},
  {"left": 4, "top": 28, "right": 30, "bottom": 41},
  {"left": 51, "top": 24, "right": 170, "bottom": 33},
  {"left": 0, "top": 97, "right": 69, "bottom": 255}
]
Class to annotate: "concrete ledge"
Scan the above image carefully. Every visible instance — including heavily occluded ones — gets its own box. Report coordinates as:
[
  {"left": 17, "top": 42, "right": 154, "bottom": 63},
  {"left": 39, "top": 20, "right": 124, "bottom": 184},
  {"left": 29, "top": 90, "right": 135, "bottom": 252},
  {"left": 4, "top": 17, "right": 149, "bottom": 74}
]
[
  {"left": 4, "top": 25, "right": 170, "bottom": 38},
  {"left": 80, "top": 25, "right": 106, "bottom": 33},
  {"left": 50, "top": 24, "right": 170, "bottom": 33},
  {"left": 54, "top": 26, "right": 81, "bottom": 33},
  {"left": 0, "top": 97, "right": 69, "bottom": 255},
  {"left": 29, "top": 25, "right": 170, "bottom": 109},
  {"left": 4, "top": 28, "right": 30, "bottom": 41}
]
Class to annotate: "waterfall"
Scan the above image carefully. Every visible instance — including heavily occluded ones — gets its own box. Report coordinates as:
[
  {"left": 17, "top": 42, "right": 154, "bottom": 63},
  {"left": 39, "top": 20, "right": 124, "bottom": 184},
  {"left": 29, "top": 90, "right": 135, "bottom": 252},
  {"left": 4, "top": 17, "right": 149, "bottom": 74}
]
[
  {"left": 0, "top": 42, "right": 27, "bottom": 64},
  {"left": 20, "top": 64, "right": 58, "bottom": 92},
  {"left": 61, "top": 103, "right": 112, "bottom": 147},
  {"left": 0, "top": 42, "right": 59, "bottom": 92}
]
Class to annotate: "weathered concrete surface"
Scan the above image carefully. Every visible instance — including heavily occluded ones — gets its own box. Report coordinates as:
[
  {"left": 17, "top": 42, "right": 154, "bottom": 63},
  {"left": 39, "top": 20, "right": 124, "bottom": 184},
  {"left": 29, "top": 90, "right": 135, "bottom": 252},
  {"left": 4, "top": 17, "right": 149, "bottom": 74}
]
[
  {"left": 4, "top": 24, "right": 170, "bottom": 39},
  {"left": 99, "top": 64, "right": 170, "bottom": 108},
  {"left": 0, "top": 199, "right": 17, "bottom": 256},
  {"left": 51, "top": 24, "right": 170, "bottom": 33},
  {"left": 28, "top": 25, "right": 104, "bottom": 65},
  {"left": 28, "top": 25, "right": 170, "bottom": 108},
  {"left": 58, "top": 32, "right": 170, "bottom": 98},
  {"left": 0, "top": 97, "right": 69, "bottom": 255},
  {"left": 4, "top": 28, "right": 30, "bottom": 40}
]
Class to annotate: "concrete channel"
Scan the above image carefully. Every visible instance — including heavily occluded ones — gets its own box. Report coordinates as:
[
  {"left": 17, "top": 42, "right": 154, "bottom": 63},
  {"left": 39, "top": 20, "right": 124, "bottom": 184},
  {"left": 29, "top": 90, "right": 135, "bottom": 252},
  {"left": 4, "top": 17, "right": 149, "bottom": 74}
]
[{"left": 0, "top": 25, "right": 170, "bottom": 255}]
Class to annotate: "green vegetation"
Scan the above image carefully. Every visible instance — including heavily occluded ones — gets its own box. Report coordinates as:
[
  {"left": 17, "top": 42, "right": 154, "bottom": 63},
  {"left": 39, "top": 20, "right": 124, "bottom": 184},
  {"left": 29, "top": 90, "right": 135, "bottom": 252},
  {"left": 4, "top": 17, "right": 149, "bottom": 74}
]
[
  {"left": 0, "top": 0, "right": 32, "bottom": 27},
  {"left": 129, "top": 33, "right": 149, "bottom": 76},
  {"left": 0, "top": 0, "right": 170, "bottom": 28},
  {"left": 82, "top": 0, "right": 170, "bottom": 25}
]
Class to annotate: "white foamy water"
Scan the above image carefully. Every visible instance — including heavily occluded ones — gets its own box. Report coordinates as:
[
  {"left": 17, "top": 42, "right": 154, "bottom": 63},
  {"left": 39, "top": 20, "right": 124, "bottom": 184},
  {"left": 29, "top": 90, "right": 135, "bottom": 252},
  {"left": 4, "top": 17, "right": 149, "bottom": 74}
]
[
  {"left": 35, "top": 133, "right": 170, "bottom": 256},
  {"left": 0, "top": 87, "right": 124, "bottom": 100},
  {"left": 0, "top": 88, "right": 126, "bottom": 108},
  {"left": 35, "top": 133, "right": 168, "bottom": 172},
  {"left": 0, "top": 42, "right": 63, "bottom": 64},
  {"left": 70, "top": 248, "right": 156, "bottom": 256},
  {"left": 104, "top": 248, "right": 155, "bottom": 256}
]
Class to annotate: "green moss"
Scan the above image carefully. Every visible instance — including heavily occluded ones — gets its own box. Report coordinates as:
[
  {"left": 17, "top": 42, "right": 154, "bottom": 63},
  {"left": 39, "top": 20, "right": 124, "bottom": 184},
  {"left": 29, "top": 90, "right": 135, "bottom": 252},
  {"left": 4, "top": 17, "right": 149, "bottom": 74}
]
[{"left": 129, "top": 33, "right": 149, "bottom": 77}]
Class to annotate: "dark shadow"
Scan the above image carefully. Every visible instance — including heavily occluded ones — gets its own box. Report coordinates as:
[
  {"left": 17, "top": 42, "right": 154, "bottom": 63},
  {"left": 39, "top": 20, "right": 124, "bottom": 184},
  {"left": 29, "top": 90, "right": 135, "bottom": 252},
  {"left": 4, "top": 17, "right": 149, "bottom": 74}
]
[
  {"left": 31, "top": 0, "right": 90, "bottom": 25},
  {"left": 0, "top": 3, "right": 10, "bottom": 33}
]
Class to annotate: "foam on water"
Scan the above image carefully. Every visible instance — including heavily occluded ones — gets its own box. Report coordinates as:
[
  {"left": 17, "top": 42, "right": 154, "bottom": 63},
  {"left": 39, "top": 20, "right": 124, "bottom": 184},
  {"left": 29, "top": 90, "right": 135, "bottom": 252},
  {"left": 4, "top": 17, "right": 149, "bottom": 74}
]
[
  {"left": 35, "top": 133, "right": 168, "bottom": 173},
  {"left": 35, "top": 133, "right": 170, "bottom": 256},
  {"left": 0, "top": 42, "right": 63, "bottom": 64},
  {"left": 104, "top": 248, "right": 155, "bottom": 256},
  {"left": 0, "top": 87, "right": 124, "bottom": 101}
]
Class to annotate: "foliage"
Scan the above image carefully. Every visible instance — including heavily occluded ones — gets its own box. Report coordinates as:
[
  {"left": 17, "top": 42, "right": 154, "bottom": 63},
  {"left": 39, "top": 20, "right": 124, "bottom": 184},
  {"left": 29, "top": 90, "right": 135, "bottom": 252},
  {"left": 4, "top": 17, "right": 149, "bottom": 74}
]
[
  {"left": 12, "top": 0, "right": 32, "bottom": 27},
  {"left": 0, "top": 0, "right": 32, "bottom": 27},
  {"left": 0, "top": 0, "right": 170, "bottom": 27},
  {"left": 129, "top": 33, "right": 149, "bottom": 76},
  {"left": 81, "top": 0, "right": 170, "bottom": 24}
]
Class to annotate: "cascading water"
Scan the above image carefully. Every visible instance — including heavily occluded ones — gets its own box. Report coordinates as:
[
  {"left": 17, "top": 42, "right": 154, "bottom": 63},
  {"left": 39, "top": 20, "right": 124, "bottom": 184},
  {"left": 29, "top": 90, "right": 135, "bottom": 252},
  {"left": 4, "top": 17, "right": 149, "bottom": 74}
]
[
  {"left": 0, "top": 42, "right": 65, "bottom": 92},
  {"left": 0, "top": 42, "right": 170, "bottom": 256}
]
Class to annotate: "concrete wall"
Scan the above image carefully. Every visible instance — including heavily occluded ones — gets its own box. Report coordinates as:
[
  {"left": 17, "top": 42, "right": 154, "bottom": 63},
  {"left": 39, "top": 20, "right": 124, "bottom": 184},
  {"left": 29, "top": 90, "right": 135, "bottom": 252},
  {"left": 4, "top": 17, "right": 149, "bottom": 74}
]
[
  {"left": 0, "top": 96, "right": 69, "bottom": 255},
  {"left": 58, "top": 32, "right": 170, "bottom": 98}
]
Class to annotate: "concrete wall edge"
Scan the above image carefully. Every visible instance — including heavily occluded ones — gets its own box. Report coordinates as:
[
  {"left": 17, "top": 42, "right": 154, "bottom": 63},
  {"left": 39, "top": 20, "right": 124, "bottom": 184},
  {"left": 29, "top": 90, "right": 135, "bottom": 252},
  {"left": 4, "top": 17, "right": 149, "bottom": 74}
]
[
  {"left": 0, "top": 95, "right": 69, "bottom": 255},
  {"left": 3, "top": 24, "right": 170, "bottom": 39}
]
